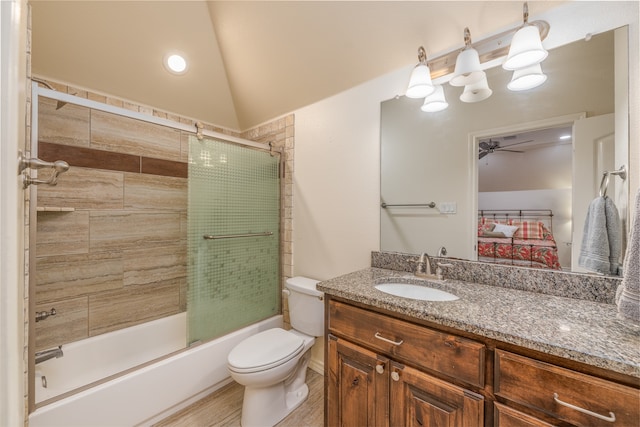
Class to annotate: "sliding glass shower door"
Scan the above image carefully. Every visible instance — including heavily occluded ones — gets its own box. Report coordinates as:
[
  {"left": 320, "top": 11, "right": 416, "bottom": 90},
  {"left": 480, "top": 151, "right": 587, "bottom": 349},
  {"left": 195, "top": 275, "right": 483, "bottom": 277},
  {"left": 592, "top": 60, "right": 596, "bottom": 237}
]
[{"left": 187, "top": 136, "right": 281, "bottom": 345}]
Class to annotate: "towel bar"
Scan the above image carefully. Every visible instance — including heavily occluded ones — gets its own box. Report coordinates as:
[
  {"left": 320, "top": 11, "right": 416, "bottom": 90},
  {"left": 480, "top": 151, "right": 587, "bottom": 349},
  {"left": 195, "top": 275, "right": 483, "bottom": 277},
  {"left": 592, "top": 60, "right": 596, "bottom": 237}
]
[
  {"left": 599, "top": 165, "right": 627, "bottom": 197},
  {"left": 203, "top": 231, "right": 273, "bottom": 240},
  {"left": 381, "top": 202, "right": 436, "bottom": 208}
]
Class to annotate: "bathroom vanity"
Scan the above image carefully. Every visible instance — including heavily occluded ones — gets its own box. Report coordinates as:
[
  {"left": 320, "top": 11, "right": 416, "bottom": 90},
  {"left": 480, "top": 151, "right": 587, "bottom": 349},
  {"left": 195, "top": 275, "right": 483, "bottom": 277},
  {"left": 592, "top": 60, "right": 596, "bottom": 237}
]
[{"left": 319, "top": 265, "right": 640, "bottom": 427}]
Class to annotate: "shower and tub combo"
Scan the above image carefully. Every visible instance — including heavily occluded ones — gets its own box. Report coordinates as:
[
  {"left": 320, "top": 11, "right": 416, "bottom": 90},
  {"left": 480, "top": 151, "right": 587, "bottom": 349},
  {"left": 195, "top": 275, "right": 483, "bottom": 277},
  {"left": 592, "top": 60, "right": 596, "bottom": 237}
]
[
  {"left": 28, "top": 84, "right": 297, "bottom": 426},
  {"left": 30, "top": 314, "right": 283, "bottom": 426}
]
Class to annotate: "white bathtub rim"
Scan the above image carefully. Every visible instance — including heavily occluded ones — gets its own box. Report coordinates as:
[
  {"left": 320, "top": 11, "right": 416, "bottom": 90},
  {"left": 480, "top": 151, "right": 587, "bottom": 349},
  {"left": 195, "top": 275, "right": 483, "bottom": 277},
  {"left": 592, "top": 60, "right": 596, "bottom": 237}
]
[
  {"left": 35, "top": 312, "right": 187, "bottom": 404},
  {"left": 29, "top": 315, "right": 284, "bottom": 427}
]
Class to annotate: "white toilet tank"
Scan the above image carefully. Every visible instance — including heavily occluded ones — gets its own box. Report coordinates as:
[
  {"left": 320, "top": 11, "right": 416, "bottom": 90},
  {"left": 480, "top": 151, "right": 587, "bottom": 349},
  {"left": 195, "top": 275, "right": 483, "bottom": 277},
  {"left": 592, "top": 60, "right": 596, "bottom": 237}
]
[{"left": 285, "top": 277, "right": 324, "bottom": 337}]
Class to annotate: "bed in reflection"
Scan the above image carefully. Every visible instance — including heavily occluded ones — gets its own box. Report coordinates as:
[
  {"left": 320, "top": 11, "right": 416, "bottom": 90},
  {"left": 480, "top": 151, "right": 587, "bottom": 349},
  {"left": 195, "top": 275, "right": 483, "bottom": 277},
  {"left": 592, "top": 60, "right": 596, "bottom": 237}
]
[{"left": 477, "top": 210, "right": 561, "bottom": 270}]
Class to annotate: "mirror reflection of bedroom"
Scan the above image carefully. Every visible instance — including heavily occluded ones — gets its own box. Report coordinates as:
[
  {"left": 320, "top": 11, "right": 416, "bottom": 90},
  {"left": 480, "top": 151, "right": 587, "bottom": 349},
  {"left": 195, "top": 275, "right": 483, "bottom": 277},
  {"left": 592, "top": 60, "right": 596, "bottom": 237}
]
[
  {"left": 477, "top": 125, "right": 574, "bottom": 271},
  {"left": 477, "top": 111, "right": 624, "bottom": 274}
]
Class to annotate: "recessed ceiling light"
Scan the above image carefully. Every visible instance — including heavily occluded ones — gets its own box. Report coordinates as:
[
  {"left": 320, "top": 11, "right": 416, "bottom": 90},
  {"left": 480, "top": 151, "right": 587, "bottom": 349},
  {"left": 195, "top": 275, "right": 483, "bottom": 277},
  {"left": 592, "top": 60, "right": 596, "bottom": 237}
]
[
  {"left": 559, "top": 134, "right": 571, "bottom": 140},
  {"left": 164, "top": 53, "right": 188, "bottom": 75}
]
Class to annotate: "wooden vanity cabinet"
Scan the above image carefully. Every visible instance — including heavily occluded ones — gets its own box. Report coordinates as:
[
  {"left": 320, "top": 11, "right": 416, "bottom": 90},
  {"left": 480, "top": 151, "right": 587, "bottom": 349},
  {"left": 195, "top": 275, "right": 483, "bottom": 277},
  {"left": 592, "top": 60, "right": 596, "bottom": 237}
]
[
  {"left": 494, "top": 350, "right": 640, "bottom": 427},
  {"left": 494, "top": 402, "right": 555, "bottom": 427},
  {"left": 389, "top": 361, "right": 484, "bottom": 427},
  {"left": 325, "top": 297, "right": 640, "bottom": 427},
  {"left": 327, "top": 337, "right": 390, "bottom": 427},
  {"left": 327, "top": 299, "right": 485, "bottom": 427}
]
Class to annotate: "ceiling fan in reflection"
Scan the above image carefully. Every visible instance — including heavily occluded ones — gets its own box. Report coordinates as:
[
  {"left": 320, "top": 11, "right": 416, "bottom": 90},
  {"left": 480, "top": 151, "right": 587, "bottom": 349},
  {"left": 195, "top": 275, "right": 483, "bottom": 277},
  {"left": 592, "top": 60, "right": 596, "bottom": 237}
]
[{"left": 478, "top": 139, "right": 533, "bottom": 159}]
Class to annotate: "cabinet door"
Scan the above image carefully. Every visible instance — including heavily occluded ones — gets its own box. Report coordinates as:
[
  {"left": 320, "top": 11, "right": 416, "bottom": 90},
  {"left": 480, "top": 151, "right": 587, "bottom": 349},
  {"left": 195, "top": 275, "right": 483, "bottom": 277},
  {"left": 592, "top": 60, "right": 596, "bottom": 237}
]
[
  {"left": 327, "top": 335, "right": 390, "bottom": 427},
  {"left": 390, "top": 362, "right": 484, "bottom": 427}
]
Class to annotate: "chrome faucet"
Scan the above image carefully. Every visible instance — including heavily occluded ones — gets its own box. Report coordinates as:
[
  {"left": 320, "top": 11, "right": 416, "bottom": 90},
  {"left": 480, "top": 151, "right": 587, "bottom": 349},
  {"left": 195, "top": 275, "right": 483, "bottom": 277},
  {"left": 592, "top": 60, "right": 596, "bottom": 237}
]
[
  {"left": 35, "top": 346, "right": 63, "bottom": 364},
  {"left": 416, "top": 252, "right": 453, "bottom": 280}
]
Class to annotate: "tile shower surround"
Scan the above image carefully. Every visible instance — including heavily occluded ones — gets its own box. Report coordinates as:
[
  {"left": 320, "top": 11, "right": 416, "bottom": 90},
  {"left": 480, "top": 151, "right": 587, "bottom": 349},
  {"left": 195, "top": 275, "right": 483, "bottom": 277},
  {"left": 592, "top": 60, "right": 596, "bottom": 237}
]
[{"left": 32, "top": 86, "right": 295, "bottom": 352}]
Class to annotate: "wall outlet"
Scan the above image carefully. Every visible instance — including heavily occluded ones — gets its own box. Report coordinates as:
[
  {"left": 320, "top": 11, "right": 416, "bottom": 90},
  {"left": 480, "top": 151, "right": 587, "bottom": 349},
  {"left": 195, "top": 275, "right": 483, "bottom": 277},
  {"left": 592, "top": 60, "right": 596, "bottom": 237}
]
[{"left": 439, "top": 202, "right": 457, "bottom": 214}]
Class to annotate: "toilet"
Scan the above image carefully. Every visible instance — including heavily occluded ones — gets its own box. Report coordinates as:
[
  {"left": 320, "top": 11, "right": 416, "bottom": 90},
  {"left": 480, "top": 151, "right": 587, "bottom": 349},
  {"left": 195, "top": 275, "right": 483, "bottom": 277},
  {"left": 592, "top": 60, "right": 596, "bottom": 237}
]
[{"left": 227, "top": 276, "right": 323, "bottom": 427}]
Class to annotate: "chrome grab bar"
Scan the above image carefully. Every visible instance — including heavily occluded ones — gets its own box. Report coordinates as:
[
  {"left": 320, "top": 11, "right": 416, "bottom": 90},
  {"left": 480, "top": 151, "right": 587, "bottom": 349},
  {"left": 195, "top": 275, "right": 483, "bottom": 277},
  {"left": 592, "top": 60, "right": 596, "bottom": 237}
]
[
  {"left": 381, "top": 202, "right": 436, "bottom": 209},
  {"left": 203, "top": 231, "right": 273, "bottom": 240}
]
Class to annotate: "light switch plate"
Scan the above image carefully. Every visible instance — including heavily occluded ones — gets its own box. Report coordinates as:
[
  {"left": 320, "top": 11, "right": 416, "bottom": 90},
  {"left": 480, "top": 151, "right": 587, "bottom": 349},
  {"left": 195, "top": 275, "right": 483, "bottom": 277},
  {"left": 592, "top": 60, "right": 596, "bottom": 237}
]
[{"left": 439, "top": 202, "right": 457, "bottom": 214}]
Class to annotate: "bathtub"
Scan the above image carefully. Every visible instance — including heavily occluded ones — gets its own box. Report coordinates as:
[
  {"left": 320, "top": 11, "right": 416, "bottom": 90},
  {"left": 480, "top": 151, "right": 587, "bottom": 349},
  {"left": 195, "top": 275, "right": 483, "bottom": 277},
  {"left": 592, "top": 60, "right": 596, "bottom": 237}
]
[{"left": 29, "top": 314, "right": 283, "bottom": 427}]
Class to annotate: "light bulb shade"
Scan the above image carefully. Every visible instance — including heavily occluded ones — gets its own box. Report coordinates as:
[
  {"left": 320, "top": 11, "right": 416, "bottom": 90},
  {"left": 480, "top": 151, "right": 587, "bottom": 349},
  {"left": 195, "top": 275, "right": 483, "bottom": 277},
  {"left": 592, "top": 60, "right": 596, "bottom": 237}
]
[
  {"left": 450, "top": 47, "right": 484, "bottom": 87},
  {"left": 503, "top": 25, "right": 548, "bottom": 70},
  {"left": 421, "top": 85, "right": 448, "bottom": 112},
  {"left": 406, "top": 64, "right": 435, "bottom": 98},
  {"left": 507, "top": 63, "right": 547, "bottom": 91},
  {"left": 460, "top": 75, "right": 492, "bottom": 103}
]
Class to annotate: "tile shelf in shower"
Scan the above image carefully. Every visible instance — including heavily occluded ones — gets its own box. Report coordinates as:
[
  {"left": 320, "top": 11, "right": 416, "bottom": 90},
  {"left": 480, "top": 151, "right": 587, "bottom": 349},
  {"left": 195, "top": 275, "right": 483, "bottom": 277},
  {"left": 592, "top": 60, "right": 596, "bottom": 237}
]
[{"left": 37, "top": 207, "right": 76, "bottom": 212}]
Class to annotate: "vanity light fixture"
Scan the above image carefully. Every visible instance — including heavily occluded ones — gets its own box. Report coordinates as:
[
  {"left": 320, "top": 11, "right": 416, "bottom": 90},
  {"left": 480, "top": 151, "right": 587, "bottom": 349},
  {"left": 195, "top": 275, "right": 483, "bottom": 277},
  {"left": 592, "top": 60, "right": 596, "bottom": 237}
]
[
  {"left": 503, "top": 2, "right": 548, "bottom": 70},
  {"left": 421, "top": 85, "right": 449, "bottom": 112},
  {"left": 406, "top": 46, "right": 435, "bottom": 98},
  {"left": 460, "top": 75, "right": 492, "bottom": 103},
  {"left": 507, "top": 63, "right": 547, "bottom": 91},
  {"left": 450, "top": 28, "right": 485, "bottom": 87},
  {"left": 407, "top": 2, "right": 549, "bottom": 112},
  {"left": 559, "top": 134, "right": 572, "bottom": 140},
  {"left": 164, "top": 53, "right": 188, "bottom": 75}
]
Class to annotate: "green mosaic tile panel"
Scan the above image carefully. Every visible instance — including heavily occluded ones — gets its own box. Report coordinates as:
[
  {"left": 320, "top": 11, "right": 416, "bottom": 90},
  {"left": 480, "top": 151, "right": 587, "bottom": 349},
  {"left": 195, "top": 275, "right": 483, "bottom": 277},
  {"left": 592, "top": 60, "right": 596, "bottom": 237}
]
[{"left": 187, "top": 136, "right": 280, "bottom": 344}]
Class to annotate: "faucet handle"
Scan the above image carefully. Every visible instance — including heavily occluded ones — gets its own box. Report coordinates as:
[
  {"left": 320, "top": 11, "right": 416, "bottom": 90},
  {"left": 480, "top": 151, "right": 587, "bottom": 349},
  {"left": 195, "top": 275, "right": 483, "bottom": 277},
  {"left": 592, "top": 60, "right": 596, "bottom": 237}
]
[{"left": 435, "top": 262, "right": 453, "bottom": 280}]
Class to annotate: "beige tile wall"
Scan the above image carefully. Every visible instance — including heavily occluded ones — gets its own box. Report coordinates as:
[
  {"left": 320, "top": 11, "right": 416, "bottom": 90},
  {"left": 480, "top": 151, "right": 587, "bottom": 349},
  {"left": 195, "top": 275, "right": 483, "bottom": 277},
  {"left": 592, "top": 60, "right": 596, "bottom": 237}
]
[
  {"left": 34, "top": 98, "right": 187, "bottom": 350},
  {"left": 32, "top": 78, "right": 295, "bottom": 351}
]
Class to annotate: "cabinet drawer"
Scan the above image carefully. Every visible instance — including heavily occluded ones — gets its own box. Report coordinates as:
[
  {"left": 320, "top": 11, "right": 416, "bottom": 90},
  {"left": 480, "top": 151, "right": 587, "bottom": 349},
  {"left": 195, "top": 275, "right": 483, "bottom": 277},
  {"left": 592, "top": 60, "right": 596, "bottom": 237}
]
[
  {"left": 495, "top": 350, "right": 640, "bottom": 426},
  {"left": 494, "top": 402, "right": 554, "bottom": 427},
  {"left": 328, "top": 300, "right": 485, "bottom": 387}
]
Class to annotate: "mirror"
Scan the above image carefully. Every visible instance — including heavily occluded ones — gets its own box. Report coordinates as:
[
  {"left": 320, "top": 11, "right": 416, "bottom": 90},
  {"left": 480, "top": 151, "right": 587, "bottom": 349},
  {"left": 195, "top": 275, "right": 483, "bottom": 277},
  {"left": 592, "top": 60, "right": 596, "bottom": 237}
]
[{"left": 380, "top": 27, "right": 629, "bottom": 274}]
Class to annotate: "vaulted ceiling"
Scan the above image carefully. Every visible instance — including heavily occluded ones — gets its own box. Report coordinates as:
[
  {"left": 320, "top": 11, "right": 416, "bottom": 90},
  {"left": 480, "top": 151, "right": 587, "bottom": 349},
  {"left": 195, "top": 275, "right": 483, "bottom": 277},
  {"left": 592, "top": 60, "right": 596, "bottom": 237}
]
[{"left": 31, "top": 1, "right": 565, "bottom": 131}]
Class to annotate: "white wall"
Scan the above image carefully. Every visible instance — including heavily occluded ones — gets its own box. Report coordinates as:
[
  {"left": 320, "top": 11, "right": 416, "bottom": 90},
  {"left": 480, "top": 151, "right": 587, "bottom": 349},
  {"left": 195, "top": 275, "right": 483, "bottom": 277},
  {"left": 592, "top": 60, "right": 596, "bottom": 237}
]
[
  {"left": 293, "top": 1, "right": 639, "bottom": 281},
  {"left": 293, "top": 71, "right": 406, "bottom": 280},
  {"left": 478, "top": 144, "right": 572, "bottom": 192}
]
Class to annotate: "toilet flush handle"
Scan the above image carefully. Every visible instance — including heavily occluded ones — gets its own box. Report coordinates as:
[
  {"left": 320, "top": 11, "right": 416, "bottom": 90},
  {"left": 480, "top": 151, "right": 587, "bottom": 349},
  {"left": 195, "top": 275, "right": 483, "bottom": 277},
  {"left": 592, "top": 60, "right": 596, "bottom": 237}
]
[{"left": 282, "top": 289, "right": 291, "bottom": 299}]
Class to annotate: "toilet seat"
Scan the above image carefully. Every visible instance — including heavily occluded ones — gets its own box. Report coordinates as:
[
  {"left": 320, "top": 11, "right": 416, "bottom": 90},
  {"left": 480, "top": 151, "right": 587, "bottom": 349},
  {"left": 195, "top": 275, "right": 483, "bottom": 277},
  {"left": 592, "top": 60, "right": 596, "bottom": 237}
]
[{"left": 228, "top": 328, "right": 304, "bottom": 374}]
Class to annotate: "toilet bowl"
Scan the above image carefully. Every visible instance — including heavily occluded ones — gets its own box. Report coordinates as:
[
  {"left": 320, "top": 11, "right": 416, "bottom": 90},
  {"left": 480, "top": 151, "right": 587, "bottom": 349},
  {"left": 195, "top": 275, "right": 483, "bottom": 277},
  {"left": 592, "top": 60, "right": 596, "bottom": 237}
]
[{"left": 227, "top": 276, "right": 323, "bottom": 427}]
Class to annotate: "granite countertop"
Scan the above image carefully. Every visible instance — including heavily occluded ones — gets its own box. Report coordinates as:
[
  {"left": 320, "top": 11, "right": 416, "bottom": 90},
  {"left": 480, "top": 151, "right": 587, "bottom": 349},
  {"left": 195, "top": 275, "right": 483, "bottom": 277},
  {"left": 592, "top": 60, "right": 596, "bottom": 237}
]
[{"left": 318, "top": 267, "right": 640, "bottom": 379}]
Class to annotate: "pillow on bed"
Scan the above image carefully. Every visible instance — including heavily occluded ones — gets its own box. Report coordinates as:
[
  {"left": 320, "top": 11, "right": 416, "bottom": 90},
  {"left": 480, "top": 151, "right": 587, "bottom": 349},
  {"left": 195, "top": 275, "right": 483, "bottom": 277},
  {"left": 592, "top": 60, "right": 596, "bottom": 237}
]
[
  {"left": 510, "top": 221, "right": 545, "bottom": 240},
  {"left": 481, "top": 230, "right": 506, "bottom": 238},
  {"left": 477, "top": 221, "right": 495, "bottom": 236},
  {"left": 492, "top": 223, "right": 519, "bottom": 238}
]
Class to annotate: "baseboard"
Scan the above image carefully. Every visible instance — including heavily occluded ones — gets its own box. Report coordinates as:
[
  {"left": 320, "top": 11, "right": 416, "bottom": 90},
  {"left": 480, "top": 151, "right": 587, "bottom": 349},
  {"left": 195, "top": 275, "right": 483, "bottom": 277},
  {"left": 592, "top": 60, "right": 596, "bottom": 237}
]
[{"left": 308, "top": 356, "right": 324, "bottom": 375}]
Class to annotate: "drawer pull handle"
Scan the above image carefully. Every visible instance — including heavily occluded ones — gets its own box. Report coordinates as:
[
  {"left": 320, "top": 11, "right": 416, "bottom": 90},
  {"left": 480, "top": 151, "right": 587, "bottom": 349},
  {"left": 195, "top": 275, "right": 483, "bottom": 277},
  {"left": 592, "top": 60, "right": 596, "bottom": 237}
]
[
  {"left": 553, "top": 393, "right": 616, "bottom": 423},
  {"left": 391, "top": 371, "right": 400, "bottom": 382},
  {"left": 376, "top": 364, "right": 384, "bottom": 374},
  {"left": 374, "top": 332, "right": 403, "bottom": 346}
]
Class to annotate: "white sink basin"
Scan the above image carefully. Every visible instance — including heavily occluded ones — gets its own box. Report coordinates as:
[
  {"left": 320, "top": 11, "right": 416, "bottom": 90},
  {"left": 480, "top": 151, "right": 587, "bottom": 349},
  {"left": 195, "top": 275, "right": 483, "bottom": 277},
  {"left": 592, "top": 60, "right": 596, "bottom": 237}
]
[{"left": 375, "top": 283, "right": 459, "bottom": 301}]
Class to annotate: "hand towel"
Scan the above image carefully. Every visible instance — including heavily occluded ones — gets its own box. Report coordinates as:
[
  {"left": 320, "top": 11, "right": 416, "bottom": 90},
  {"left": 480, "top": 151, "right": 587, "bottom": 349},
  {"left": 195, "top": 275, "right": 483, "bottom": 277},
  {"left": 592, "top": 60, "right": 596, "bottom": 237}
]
[
  {"left": 578, "top": 196, "right": 622, "bottom": 275},
  {"left": 616, "top": 188, "right": 640, "bottom": 324}
]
